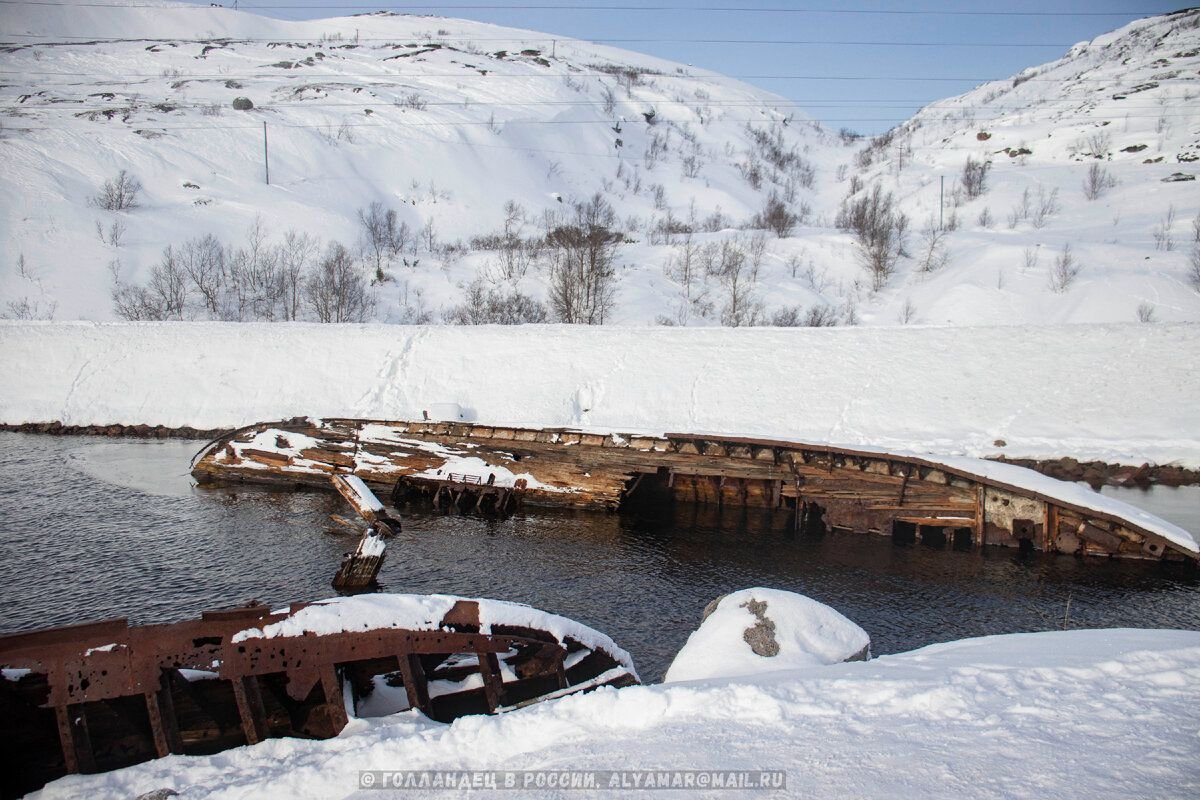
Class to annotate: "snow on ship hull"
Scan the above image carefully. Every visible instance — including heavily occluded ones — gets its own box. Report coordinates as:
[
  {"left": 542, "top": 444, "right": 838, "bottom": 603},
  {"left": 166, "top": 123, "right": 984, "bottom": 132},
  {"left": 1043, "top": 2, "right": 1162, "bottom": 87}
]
[
  {"left": 191, "top": 417, "right": 1199, "bottom": 562},
  {"left": 0, "top": 595, "right": 638, "bottom": 798}
]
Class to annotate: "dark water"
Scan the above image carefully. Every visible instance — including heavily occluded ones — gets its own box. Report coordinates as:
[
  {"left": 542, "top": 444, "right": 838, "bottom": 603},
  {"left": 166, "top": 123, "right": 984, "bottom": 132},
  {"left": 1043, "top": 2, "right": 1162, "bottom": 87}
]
[{"left": 1, "top": 432, "right": 1198, "bottom": 682}]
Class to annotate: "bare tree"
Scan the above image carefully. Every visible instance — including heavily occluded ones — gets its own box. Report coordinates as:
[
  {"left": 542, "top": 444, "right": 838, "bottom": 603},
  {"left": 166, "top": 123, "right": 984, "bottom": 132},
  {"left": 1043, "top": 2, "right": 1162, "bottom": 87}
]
[
  {"left": 1031, "top": 186, "right": 1060, "bottom": 229},
  {"left": 111, "top": 247, "right": 187, "bottom": 320},
  {"left": 1048, "top": 243, "right": 1081, "bottom": 293},
  {"left": 753, "top": 192, "right": 797, "bottom": 237},
  {"left": 1082, "top": 162, "right": 1116, "bottom": 200},
  {"left": 358, "top": 201, "right": 409, "bottom": 273},
  {"left": 443, "top": 277, "right": 548, "bottom": 324},
  {"left": 715, "top": 238, "right": 762, "bottom": 327},
  {"left": 837, "top": 184, "right": 907, "bottom": 291},
  {"left": 960, "top": 156, "right": 990, "bottom": 200},
  {"left": 304, "top": 241, "right": 375, "bottom": 322},
  {"left": 916, "top": 220, "right": 950, "bottom": 273},
  {"left": 179, "top": 233, "right": 225, "bottom": 317},
  {"left": 545, "top": 193, "right": 622, "bottom": 324},
  {"left": 1190, "top": 212, "right": 1200, "bottom": 291},
  {"left": 93, "top": 169, "right": 142, "bottom": 211},
  {"left": 278, "top": 229, "right": 319, "bottom": 320}
]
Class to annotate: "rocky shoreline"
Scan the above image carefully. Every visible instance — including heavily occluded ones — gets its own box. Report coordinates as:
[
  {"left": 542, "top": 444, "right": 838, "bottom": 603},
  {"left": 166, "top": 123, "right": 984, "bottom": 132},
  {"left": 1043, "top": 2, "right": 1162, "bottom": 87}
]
[{"left": 3, "top": 421, "right": 1198, "bottom": 488}]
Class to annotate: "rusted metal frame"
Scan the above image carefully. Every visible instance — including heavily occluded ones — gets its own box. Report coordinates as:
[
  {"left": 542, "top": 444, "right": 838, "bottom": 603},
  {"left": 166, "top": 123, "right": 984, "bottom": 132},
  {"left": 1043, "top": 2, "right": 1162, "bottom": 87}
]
[
  {"left": 54, "top": 702, "right": 95, "bottom": 774},
  {"left": 154, "top": 669, "right": 185, "bottom": 755},
  {"left": 397, "top": 652, "right": 431, "bottom": 714},
  {"left": 320, "top": 665, "right": 349, "bottom": 731}
]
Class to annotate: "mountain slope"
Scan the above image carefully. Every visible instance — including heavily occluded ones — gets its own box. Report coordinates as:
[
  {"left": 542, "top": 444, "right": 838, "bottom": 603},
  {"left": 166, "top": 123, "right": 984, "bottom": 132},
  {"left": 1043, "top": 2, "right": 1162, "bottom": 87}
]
[{"left": 1, "top": 3, "right": 1198, "bottom": 326}]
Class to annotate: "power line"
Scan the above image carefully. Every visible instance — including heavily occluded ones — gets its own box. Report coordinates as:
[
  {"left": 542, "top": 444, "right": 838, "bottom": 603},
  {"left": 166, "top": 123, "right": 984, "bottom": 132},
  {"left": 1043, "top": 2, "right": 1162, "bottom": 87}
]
[
  {"left": 0, "top": 0, "right": 1171, "bottom": 16},
  {"left": 0, "top": 32, "right": 1081, "bottom": 46},
  {"left": 2, "top": 68, "right": 1187, "bottom": 85}
]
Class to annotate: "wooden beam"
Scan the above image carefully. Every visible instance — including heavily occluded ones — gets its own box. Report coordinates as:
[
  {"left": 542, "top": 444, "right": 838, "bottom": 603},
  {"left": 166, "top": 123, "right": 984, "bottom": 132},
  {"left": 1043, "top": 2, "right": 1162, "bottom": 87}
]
[{"left": 231, "top": 676, "right": 268, "bottom": 745}]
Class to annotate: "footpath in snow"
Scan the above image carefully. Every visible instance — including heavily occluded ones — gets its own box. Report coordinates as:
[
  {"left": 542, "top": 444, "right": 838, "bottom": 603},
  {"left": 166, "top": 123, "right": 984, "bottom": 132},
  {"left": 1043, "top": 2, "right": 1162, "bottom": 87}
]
[
  {"left": 2, "top": 321, "right": 1198, "bottom": 467},
  {"left": 31, "top": 628, "right": 1200, "bottom": 800}
]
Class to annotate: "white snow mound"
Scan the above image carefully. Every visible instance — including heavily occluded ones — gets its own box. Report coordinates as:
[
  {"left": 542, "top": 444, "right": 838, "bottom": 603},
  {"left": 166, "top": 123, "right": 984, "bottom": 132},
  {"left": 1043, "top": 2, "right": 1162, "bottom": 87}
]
[{"left": 664, "top": 588, "right": 869, "bottom": 683}]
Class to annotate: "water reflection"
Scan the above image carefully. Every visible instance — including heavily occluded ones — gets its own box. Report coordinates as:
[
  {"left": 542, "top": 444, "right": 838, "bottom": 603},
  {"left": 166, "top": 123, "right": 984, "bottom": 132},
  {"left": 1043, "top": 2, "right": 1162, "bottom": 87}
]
[{"left": 0, "top": 432, "right": 1197, "bottom": 682}]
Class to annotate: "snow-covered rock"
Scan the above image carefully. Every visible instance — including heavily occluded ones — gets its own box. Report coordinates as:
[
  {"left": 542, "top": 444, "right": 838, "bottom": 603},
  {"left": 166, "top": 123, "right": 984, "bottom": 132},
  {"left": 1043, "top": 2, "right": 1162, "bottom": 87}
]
[{"left": 664, "top": 588, "right": 869, "bottom": 683}]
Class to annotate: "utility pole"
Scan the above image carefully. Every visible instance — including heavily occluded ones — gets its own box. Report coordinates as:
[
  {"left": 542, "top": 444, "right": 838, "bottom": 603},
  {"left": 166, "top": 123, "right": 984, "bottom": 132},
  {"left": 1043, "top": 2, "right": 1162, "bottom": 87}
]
[
  {"left": 939, "top": 175, "right": 944, "bottom": 231},
  {"left": 263, "top": 121, "right": 270, "bottom": 185}
]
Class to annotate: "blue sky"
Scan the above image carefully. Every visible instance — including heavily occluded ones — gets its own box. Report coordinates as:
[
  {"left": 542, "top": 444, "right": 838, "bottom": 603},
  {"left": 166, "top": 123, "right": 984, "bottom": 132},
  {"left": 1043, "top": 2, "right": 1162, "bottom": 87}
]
[{"left": 198, "top": 1, "right": 1168, "bottom": 133}]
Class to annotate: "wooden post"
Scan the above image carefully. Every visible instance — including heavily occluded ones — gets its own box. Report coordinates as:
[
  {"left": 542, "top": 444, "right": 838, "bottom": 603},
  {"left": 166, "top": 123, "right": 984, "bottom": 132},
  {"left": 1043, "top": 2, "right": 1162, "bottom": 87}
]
[
  {"left": 974, "top": 485, "right": 986, "bottom": 548},
  {"left": 232, "top": 676, "right": 268, "bottom": 745}
]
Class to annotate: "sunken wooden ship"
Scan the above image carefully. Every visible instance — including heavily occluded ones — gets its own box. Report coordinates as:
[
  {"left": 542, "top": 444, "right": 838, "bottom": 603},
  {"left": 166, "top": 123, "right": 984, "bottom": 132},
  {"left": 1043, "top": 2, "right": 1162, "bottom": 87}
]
[
  {"left": 190, "top": 417, "right": 1198, "bottom": 562},
  {"left": 0, "top": 595, "right": 637, "bottom": 798}
]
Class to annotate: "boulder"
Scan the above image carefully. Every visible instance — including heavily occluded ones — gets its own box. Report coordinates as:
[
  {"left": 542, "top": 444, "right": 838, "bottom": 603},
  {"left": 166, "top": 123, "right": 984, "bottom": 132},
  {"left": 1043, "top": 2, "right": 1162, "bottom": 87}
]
[{"left": 664, "top": 588, "right": 869, "bottom": 683}]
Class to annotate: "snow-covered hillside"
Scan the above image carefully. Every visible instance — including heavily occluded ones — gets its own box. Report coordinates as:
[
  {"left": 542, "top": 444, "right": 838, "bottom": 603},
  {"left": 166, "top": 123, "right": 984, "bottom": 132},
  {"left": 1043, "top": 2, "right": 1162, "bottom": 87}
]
[{"left": 1, "top": 3, "right": 1198, "bottom": 326}]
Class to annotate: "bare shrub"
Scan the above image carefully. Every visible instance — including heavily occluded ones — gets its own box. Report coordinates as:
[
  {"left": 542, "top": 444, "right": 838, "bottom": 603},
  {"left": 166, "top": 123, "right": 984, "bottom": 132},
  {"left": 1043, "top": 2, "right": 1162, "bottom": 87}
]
[
  {"left": 753, "top": 192, "right": 797, "bottom": 237},
  {"left": 1048, "top": 243, "right": 1081, "bottom": 292},
  {"left": 1153, "top": 205, "right": 1176, "bottom": 251},
  {"left": 1022, "top": 246, "right": 1040, "bottom": 272},
  {"left": 545, "top": 193, "right": 622, "bottom": 324},
  {"left": 977, "top": 207, "right": 993, "bottom": 228},
  {"left": 304, "top": 241, "right": 374, "bottom": 322},
  {"left": 444, "top": 277, "right": 548, "bottom": 324},
  {"left": 93, "top": 169, "right": 142, "bottom": 211},
  {"left": 960, "top": 156, "right": 991, "bottom": 200},
  {"left": 358, "top": 201, "right": 409, "bottom": 272},
  {"left": 1031, "top": 186, "right": 1060, "bottom": 229},
  {"left": 718, "top": 240, "right": 762, "bottom": 327},
  {"left": 916, "top": 221, "right": 950, "bottom": 273},
  {"left": 898, "top": 298, "right": 917, "bottom": 324},
  {"left": 111, "top": 247, "right": 187, "bottom": 320},
  {"left": 1136, "top": 302, "right": 1156, "bottom": 323},
  {"left": 178, "top": 233, "right": 226, "bottom": 317},
  {"left": 1190, "top": 213, "right": 1200, "bottom": 291},
  {"left": 279, "top": 229, "right": 319, "bottom": 320},
  {"left": 837, "top": 184, "right": 907, "bottom": 291},
  {"left": 1082, "top": 162, "right": 1116, "bottom": 200},
  {"left": 770, "top": 304, "right": 837, "bottom": 327}
]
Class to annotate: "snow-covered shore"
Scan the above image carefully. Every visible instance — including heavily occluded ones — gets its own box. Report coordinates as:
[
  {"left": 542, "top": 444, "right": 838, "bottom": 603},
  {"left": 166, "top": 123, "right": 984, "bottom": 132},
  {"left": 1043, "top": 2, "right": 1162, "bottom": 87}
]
[
  {"left": 31, "top": 628, "right": 1200, "bottom": 800},
  {"left": 2, "top": 321, "right": 1198, "bottom": 466}
]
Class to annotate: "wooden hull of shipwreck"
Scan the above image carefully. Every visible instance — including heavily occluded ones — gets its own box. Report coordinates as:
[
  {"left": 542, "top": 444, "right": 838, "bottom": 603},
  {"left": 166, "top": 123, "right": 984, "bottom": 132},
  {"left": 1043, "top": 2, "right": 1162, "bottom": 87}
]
[
  {"left": 0, "top": 597, "right": 637, "bottom": 798},
  {"left": 191, "top": 418, "right": 1198, "bottom": 563}
]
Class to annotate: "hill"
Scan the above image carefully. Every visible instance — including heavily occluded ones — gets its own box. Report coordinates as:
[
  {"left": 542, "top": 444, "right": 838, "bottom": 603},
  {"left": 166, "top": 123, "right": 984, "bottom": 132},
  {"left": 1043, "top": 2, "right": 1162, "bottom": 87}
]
[{"left": 1, "top": 3, "right": 1198, "bottom": 326}]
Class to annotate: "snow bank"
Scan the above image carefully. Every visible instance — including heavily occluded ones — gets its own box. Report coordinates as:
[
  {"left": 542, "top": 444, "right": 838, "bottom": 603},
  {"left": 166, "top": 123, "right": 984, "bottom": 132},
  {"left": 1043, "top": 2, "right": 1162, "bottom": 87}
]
[
  {"left": 32, "top": 629, "right": 1200, "bottom": 800},
  {"left": 664, "top": 589, "right": 869, "bottom": 683},
  {"left": 3, "top": 322, "right": 1199, "bottom": 469}
]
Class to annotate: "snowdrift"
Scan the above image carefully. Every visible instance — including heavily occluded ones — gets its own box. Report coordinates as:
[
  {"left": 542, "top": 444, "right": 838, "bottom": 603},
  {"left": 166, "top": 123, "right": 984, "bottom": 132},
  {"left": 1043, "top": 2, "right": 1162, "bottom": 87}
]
[
  {"left": 3, "top": 321, "right": 1199, "bottom": 467},
  {"left": 32, "top": 628, "right": 1200, "bottom": 800}
]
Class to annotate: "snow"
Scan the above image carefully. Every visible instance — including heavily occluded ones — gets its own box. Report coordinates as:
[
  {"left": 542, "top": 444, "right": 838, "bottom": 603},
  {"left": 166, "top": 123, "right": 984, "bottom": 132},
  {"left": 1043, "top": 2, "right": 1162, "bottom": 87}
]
[
  {"left": 355, "top": 532, "right": 385, "bottom": 559},
  {"left": 412, "top": 455, "right": 563, "bottom": 493},
  {"left": 340, "top": 475, "right": 383, "bottom": 512},
  {"left": 1, "top": 5, "right": 1197, "bottom": 328},
  {"left": 30, "top": 628, "right": 1200, "bottom": 800},
  {"left": 3, "top": 321, "right": 1198, "bottom": 472},
  {"left": 664, "top": 588, "right": 870, "bottom": 683},
  {"left": 230, "top": 594, "right": 635, "bottom": 673}
]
